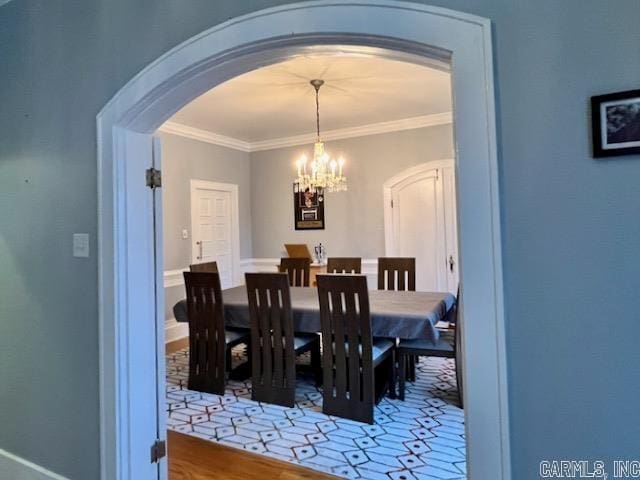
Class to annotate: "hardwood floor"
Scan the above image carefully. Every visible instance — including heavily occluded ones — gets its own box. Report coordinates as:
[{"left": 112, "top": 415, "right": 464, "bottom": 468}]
[
  {"left": 166, "top": 337, "right": 189, "bottom": 354},
  {"left": 168, "top": 430, "right": 337, "bottom": 480}
]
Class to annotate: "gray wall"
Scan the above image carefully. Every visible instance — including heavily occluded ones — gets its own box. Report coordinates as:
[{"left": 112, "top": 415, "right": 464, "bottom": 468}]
[
  {"left": 1, "top": 1, "right": 640, "bottom": 479},
  {"left": 250, "top": 125, "right": 453, "bottom": 258},
  {"left": 160, "top": 131, "right": 252, "bottom": 270},
  {"left": 160, "top": 132, "right": 252, "bottom": 322}
]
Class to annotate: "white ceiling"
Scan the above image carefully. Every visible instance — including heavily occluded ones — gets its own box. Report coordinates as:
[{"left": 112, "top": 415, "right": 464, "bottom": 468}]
[{"left": 168, "top": 54, "right": 452, "bottom": 143}]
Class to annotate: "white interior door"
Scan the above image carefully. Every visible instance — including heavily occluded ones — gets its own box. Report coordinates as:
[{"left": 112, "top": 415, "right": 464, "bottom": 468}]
[
  {"left": 385, "top": 162, "right": 459, "bottom": 293},
  {"left": 190, "top": 181, "right": 239, "bottom": 289},
  {"left": 391, "top": 168, "right": 444, "bottom": 291}
]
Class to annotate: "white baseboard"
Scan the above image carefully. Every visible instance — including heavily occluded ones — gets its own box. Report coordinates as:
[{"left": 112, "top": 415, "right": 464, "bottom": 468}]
[
  {"left": 165, "top": 318, "right": 188, "bottom": 344},
  {"left": 164, "top": 268, "right": 187, "bottom": 288},
  {"left": 0, "top": 449, "right": 68, "bottom": 480}
]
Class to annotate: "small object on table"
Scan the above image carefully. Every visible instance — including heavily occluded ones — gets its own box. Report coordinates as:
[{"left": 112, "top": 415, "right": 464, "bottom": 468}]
[{"left": 313, "top": 242, "right": 326, "bottom": 264}]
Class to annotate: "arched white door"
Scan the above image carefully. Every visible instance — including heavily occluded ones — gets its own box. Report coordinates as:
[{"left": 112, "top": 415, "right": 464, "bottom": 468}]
[{"left": 385, "top": 161, "right": 459, "bottom": 292}]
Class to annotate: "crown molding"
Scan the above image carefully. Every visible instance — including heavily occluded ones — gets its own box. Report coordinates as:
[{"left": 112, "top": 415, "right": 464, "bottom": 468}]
[
  {"left": 250, "top": 112, "right": 453, "bottom": 151},
  {"left": 159, "top": 112, "right": 452, "bottom": 153},
  {"left": 159, "top": 121, "right": 252, "bottom": 152}
]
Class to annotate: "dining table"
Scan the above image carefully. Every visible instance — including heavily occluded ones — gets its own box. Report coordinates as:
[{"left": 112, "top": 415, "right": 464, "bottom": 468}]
[{"left": 173, "top": 285, "right": 456, "bottom": 343}]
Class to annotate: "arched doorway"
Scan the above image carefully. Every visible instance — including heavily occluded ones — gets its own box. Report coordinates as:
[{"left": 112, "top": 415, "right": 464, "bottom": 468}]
[{"left": 97, "top": 2, "right": 509, "bottom": 478}]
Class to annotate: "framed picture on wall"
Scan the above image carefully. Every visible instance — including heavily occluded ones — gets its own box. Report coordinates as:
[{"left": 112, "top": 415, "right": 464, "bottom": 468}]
[
  {"left": 591, "top": 89, "right": 640, "bottom": 157},
  {"left": 293, "top": 183, "right": 325, "bottom": 230}
]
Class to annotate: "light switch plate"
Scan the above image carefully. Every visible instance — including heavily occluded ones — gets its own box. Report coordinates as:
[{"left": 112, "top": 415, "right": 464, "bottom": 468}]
[
  {"left": 182, "top": 228, "right": 189, "bottom": 240},
  {"left": 73, "top": 233, "right": 90, "bottom": 258}
]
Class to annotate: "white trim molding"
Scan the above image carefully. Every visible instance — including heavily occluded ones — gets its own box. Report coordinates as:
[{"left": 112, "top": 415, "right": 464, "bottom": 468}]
[
  {"left": 159, "top": 121, "right": 252, "bottom": 152},
  {"left": 164, "top": 318, "right": 188, "bottom": 344},
  {"left": 98, "top": 2, "right": 509, "bottom": 479},
  {"left": 159, "top": 112, "right": 452, "bottom": 152},
  {"left": 163, "top": 268, "right": 187, "bottom": 288},
  {"left": 0, "top": 449, "right": 69, "bottom": 480},
  {"left": 249, "top": 112, "right": 452, "bottom": 151}
]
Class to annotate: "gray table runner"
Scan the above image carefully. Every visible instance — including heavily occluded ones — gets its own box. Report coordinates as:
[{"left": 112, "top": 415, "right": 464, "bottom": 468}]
[{"left": 174, "top": 286, "right": 455, "bottom": 342}]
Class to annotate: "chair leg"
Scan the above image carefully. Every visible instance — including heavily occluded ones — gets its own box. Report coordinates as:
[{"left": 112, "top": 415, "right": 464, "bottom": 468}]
[
  {"left": 409, "top": 355, "right": 416, "bottom": 382},
  {"left": 387, "top": 350, "right": 396, "bottom": 399},
  {"left": 398, "top": 352, "right": 406, "bottom": 401},
  {"left": 311, "top": 339, "right": 322, "bottom": 387}
]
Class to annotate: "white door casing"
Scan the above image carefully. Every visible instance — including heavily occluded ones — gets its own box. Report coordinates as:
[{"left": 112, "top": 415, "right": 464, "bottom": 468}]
[
  {"left": 384, "top": 161, "right": 459, "bottom": 293},
  {"left": 151, "top": 137, "right": 167, "bottom": 480},
  {"left": 190, "top": 180, "right": 240, "bottom": 288},
  {"left": 112, "top": 129, "right": 166, "bottom": 479},
  {"left": 441, "top": 166, "right": 460, "bottom": 292},
  {"left": 97, "top": 2, "right": 509, "bottom": 479}
]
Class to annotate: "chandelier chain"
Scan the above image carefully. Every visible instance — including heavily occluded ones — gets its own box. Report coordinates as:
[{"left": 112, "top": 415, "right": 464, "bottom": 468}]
[{"left": 315, "top": 84, "right": 321, "bottom": 142}]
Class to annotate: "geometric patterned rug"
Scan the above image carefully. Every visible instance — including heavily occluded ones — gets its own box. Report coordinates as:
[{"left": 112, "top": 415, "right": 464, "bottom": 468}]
[{"left": 166, "top": 347, "right": 466, "bottom": 480}]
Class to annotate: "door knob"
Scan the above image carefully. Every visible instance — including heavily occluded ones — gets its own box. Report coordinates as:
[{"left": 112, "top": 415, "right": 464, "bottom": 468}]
[
  {"left": 448, "top": 255, "right": 455, "bottom": 272},
  {"left": 196, "top": 241, "right": 203, "bottom": 260}
]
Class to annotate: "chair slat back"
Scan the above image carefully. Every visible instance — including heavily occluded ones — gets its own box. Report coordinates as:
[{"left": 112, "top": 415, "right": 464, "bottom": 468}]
[
  {"left": 183, "top": 271, "right": 226, "bottom": 394},
  {"left": 245, "top": 272, "right": 296, "bottom": 407},
  {"left": 317, "top": 274, "right": 375, "bottom": 424},
  {"left": 326, "top": 257, "right": 362, "bottom": 274},
  {"left": 279, "top": 257, "right": 311, "bottom": 287},
  {"left": 377, "top": 257, "right": 416, "bottom": 291},
  {"left": 189, "top": 261, "right": 218, "bottom": 273}
]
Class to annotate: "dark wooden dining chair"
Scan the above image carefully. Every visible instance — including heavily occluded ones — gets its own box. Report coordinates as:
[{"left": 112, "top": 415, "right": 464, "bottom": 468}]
[
  {"left": 245, "top": 272, "right": 321, "bottom": 407},
  {"left": 183, "top": 271, "right": 250, "bottom": 395},
  {"left": 317, "top": 274, "right": 396, "bottom": 424},
  {"left": 278, "top": 257, "right": 311, "bottom": 287},
  {"left": 397, "top": 289, "right": 463, "bottom": 406},
  {"left": 377, "top": 257, "right": 416, "bottom": 291},
  {"left": 326, "top": 257, "right": 362, "bottom": 274},
  {"left": 189, "top": 261, "right": 218, "bottom": 273}
]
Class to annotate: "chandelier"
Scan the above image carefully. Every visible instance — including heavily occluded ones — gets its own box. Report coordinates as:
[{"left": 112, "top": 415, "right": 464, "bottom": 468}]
[{"left": 295, "top": 79, "right": 348, "bottom": 193}]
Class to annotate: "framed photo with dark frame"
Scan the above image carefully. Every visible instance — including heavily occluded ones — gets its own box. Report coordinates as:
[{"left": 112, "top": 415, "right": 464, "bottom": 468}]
[
  {"left": 591, "top": 89, "right": 640, "bottom": 157},
  {"left": 293, "top": 183, "right": 325, "bottom": 230}
]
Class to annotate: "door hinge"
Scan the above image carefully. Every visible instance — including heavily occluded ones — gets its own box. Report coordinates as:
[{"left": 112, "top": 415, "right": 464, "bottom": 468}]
[
  {"left": 145, "top": 168, "right": 162, "bottom": 189},
  {"left": 150, "top": 439, "right": 166, "bottom": 463}
]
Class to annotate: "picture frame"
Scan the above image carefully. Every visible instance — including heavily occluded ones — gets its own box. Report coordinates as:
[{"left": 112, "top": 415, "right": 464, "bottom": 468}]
[
  {"left": 591, "top": 89, "right": 640, "bottom": 157},
  {"left": 293, "top": 183, "right": 325, "bottom": 230}
]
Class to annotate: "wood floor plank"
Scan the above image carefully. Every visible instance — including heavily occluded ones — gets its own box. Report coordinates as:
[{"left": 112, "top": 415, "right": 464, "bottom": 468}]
[
  {"left": 166, "top": 337, "right": 189, "bottom": 354},
  {"left": 168, "top": 430, "right": 338, "bottom": 480}
]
